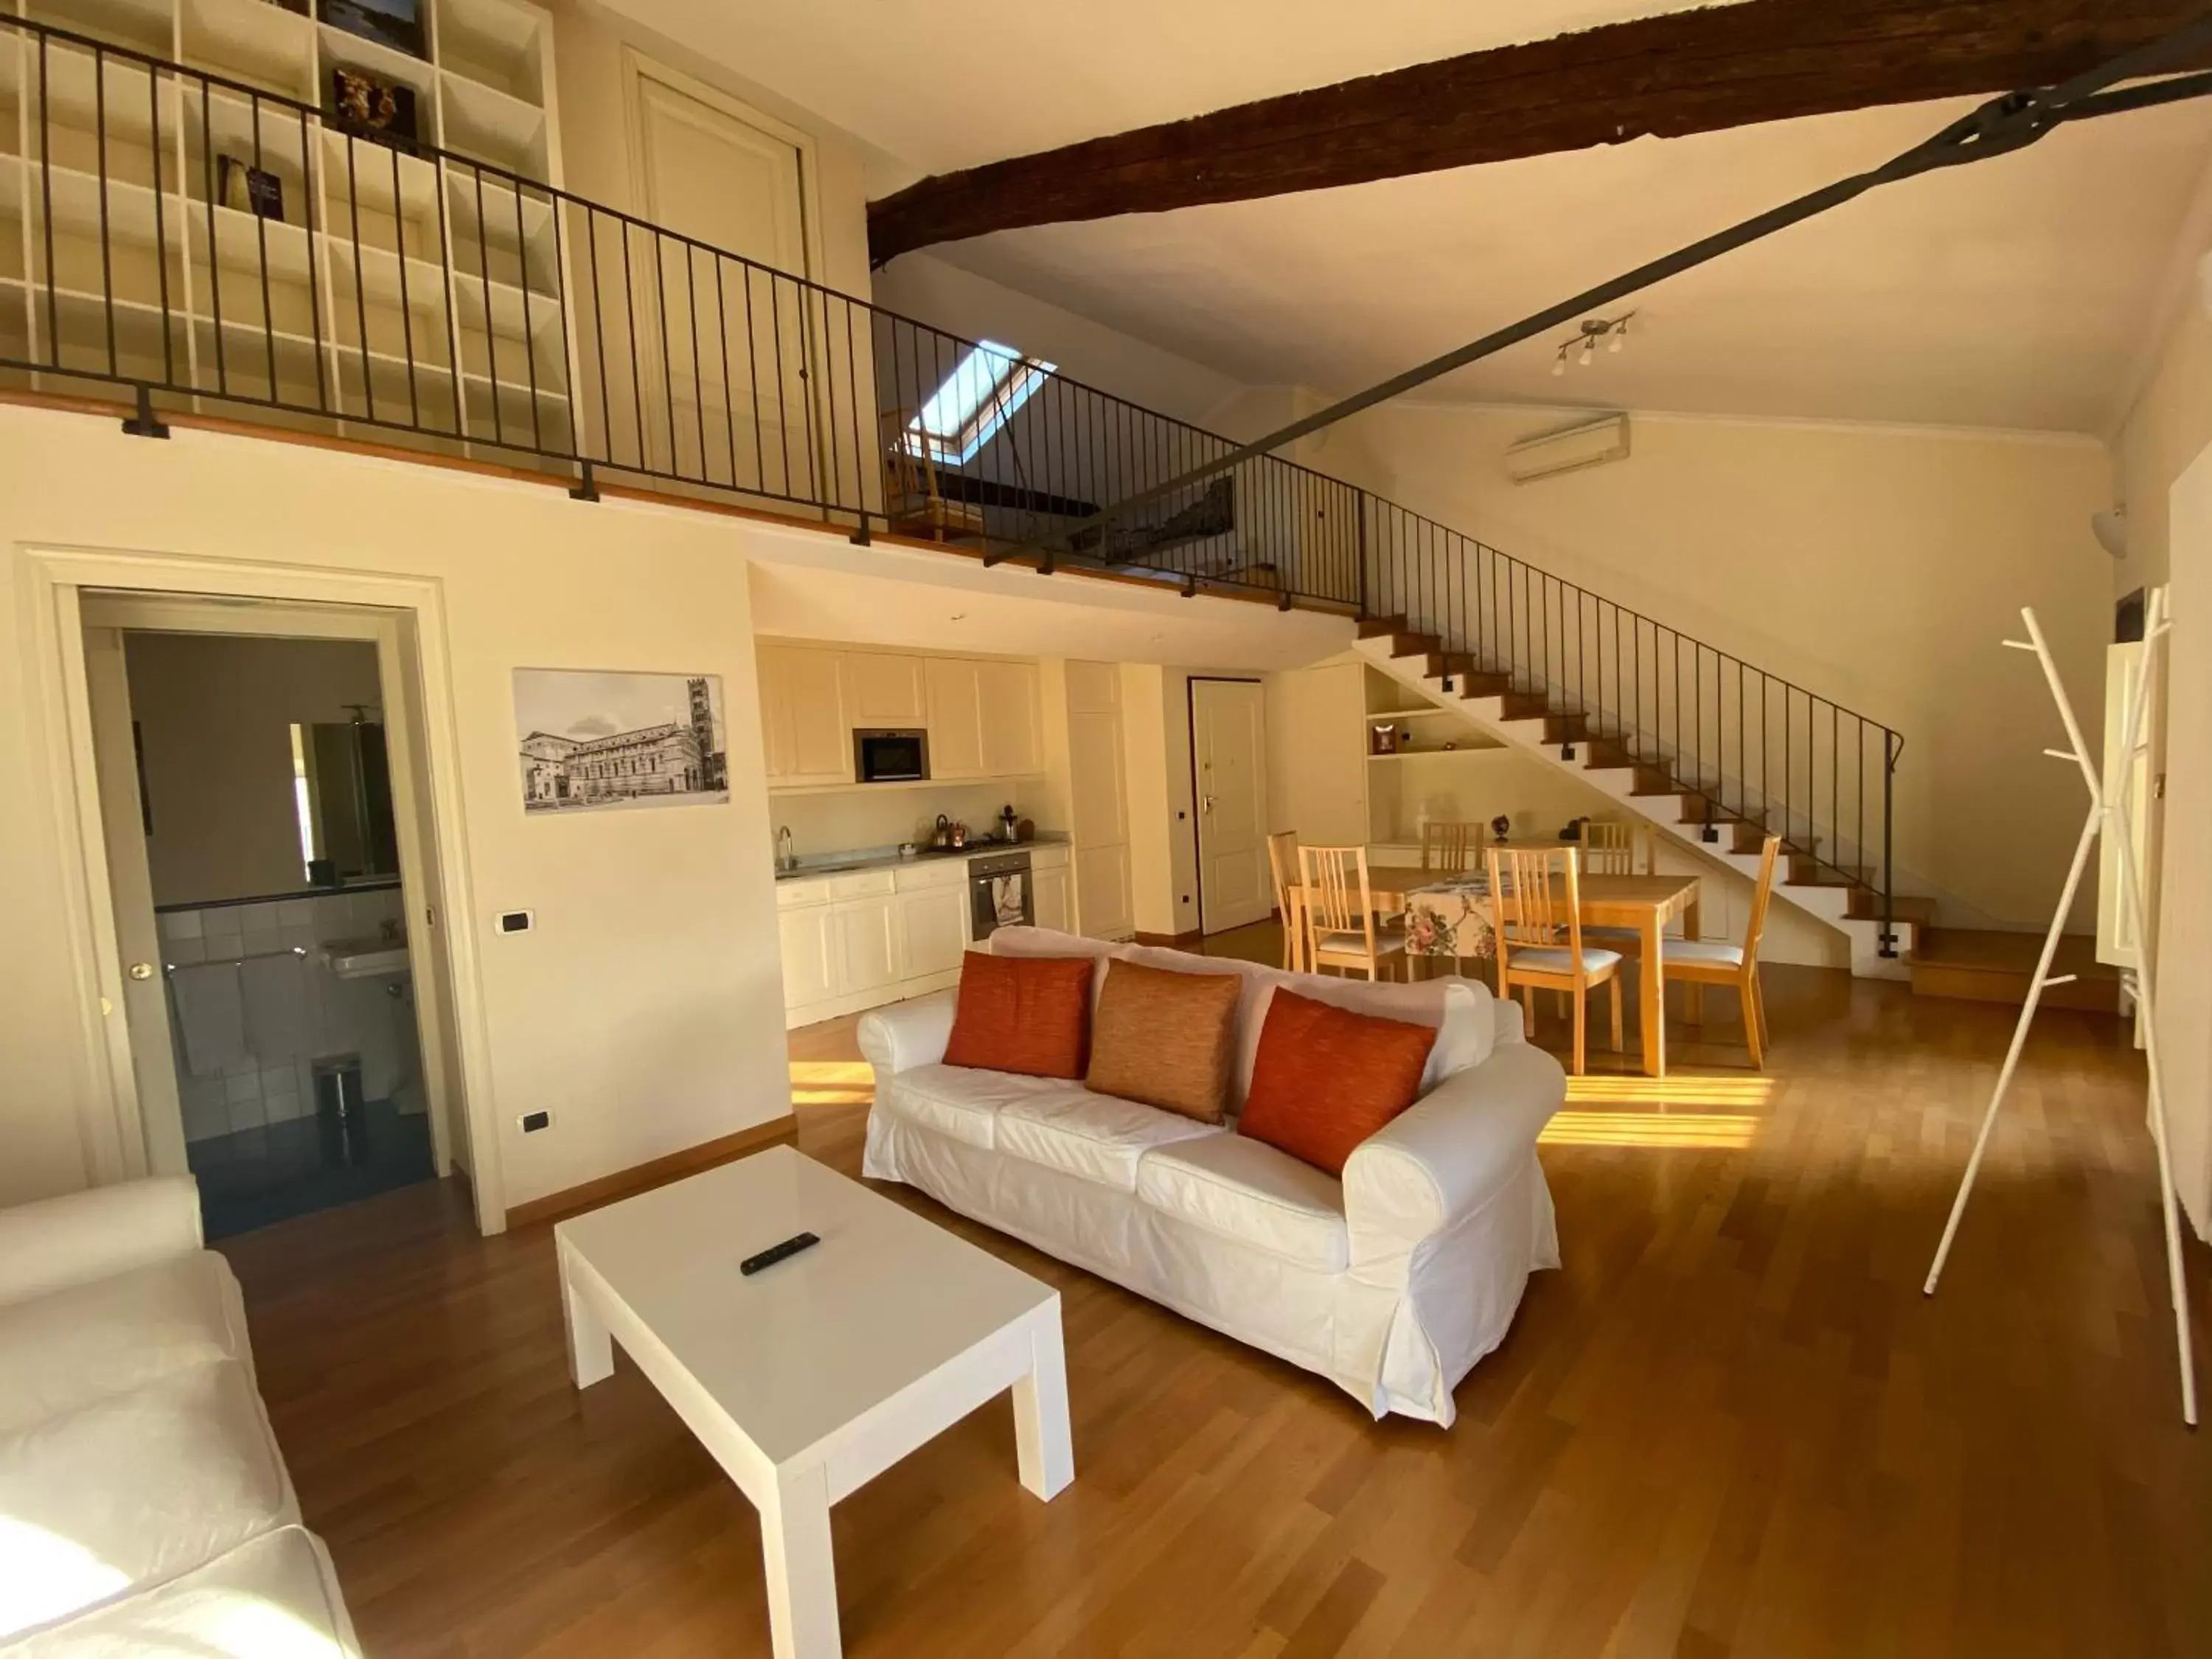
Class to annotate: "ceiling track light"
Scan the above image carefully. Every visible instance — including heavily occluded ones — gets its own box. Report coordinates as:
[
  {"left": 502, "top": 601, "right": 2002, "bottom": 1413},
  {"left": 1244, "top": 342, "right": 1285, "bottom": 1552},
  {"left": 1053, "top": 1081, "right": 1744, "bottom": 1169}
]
[{"left": 1551, "top": 312, "right": 1635, "bottom": 375}]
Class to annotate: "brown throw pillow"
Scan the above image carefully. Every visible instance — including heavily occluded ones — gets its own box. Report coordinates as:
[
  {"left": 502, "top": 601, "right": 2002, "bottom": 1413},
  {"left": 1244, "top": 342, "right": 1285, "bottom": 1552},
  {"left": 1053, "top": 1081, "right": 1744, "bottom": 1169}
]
[
  {"left": 942, "top": 952, "right": 1093, "bottom": 1079},
  {"left": 1085, "top": 958, "right": 1242, "bottom": 1123},
  {"left": 1237, "top": 987, "right": 1436, "bottom": 1176}
]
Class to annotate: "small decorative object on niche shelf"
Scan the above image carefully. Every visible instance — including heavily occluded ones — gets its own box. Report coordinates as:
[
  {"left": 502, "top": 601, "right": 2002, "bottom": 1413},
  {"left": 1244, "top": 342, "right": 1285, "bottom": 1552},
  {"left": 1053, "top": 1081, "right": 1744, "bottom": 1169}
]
[
  {"left": 1490, "top": 815, "right": 1512, "bottom": 845},
  {"left": 1557, "top": 815, "right": 1590, "bottom": 843},
  {"left": 1369, "top": 723, "right": 1401, "bottom": 757},
  {"left": 328, "top": 68, "right": 420, "bottom": 153},
  {"left": 218, "top": 157, "right": 285, "bottom": 222}
]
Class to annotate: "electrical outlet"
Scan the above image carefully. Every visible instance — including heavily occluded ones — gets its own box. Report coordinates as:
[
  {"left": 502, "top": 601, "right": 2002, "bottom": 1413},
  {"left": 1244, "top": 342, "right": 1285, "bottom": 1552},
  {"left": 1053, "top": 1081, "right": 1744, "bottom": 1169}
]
[{"left": 519, "top": 1110, "right": 551, "bottom": 1133}]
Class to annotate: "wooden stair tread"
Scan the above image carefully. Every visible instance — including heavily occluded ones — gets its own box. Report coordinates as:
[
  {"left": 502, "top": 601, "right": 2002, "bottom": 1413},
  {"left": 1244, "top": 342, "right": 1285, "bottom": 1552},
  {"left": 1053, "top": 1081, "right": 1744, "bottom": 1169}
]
[{"left": 1907, "top": 928, "right": 2120, "bottom": 1011}]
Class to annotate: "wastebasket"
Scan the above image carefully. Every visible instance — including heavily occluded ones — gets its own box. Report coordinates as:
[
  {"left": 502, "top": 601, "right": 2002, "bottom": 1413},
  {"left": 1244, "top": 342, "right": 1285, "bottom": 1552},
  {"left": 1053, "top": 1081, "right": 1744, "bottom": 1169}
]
[{"left": 313, "top": 1054, "right": 369, "bottom": 1167}]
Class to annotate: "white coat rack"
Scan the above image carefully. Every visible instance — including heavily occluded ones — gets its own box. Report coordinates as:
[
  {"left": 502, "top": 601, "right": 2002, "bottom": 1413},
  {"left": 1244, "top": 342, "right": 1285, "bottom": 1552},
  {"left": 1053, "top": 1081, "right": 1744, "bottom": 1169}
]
[{"left": 1924, "top": 591, "right": 2197, "bottom": 1426}]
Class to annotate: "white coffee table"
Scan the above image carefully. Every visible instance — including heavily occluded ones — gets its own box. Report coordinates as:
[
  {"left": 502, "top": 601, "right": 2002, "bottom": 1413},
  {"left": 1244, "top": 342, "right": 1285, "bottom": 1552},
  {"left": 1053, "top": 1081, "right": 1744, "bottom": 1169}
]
[{"left": 554, "top": 1145, "right": 1072, "bottom": 1659}]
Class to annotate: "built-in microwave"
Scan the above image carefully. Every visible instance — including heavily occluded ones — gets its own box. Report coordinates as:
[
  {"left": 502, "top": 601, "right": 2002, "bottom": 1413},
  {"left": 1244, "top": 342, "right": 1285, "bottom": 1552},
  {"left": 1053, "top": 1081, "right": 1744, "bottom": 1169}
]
[{"left": 854, "top": 728, "right": 930, "bottom": 783}]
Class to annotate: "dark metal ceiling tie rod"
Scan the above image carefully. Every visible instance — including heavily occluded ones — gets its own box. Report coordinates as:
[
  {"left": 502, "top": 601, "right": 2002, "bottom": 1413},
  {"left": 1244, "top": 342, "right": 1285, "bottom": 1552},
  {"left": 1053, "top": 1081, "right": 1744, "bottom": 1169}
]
[{"left": 1059, "top": 13, "right": 2212, "bottom": 549}]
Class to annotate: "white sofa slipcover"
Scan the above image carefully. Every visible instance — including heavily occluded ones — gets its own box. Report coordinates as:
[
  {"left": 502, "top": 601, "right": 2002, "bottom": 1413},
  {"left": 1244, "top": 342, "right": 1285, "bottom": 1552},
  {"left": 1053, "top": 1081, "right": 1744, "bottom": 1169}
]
[
  {"left": 0, "top": 1178, "right": 360, "bottom": 1658},
  {"left": 860, "top": 929, "right": 1566, "bottom": 1425}
]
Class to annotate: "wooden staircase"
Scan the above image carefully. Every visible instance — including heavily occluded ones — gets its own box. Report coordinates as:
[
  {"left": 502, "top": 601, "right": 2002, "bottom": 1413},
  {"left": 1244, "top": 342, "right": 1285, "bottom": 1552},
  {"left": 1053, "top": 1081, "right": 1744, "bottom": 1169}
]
[
  {"left": 1355, "top": 616, "right": 1926, "bottom": 975},
  {"left": 1905, "top": 928, "right": 2122, "bottom": 1010}
]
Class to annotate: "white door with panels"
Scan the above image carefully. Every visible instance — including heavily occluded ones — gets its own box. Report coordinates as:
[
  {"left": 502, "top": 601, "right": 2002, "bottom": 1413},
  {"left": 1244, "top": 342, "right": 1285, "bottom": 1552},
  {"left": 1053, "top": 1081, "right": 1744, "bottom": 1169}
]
[
  {"left": 1193, "top": 678, "right": 1272, "bottom": 934},
  {"left": 628, "top": 60, "right": 816, "bottom": 494}
]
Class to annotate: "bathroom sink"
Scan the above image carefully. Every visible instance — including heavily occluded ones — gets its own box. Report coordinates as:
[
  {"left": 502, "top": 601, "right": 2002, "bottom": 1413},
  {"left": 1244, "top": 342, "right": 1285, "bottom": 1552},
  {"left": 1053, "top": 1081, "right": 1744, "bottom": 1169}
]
[{"left": 325, "top": 937, "right": 408, "bottom": 979}]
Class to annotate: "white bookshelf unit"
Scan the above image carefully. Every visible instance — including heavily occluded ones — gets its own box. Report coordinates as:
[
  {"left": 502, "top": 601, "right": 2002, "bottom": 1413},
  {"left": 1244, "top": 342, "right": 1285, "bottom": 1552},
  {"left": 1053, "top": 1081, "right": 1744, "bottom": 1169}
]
[{"left": 0, "top": 0, "right": 570, "bottom": 451}]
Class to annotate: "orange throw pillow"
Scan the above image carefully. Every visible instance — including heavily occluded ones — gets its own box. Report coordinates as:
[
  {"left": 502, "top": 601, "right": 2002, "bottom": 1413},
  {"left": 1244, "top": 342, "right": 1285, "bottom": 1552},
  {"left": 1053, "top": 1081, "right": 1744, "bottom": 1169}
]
[
  {"left": 942, "top": 951, "right": 1093, "bottom": 1079},
  {"left": 1086, "top": 959, "right": 1242, "bottom": 1124},
  {"left": 1238, "top": 987, "right": 1436, "bottom": 1176}
]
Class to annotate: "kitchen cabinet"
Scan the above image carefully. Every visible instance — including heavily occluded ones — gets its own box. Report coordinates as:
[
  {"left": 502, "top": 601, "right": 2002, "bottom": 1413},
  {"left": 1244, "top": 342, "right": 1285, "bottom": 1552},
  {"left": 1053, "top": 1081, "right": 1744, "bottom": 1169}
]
[
  {"left": 776, "top": 905, "right": 840, "bottom": 1009},
  {"left": 1033, "top": 863, "right": 1071, "bottom": 933},
  {"left": 899, "top": 883, "right": 968, "bottom": 975},
  {"left": 978, "top": 661, "right": 1043, "bottom": 776},
  {"left": 841, "top": 652, "right": 928, "bottom": 727},
  {"left": 925, "top": 657, "right": 987, "bottom": 781},
  {"left": 1074, "top": 844, "right": 1132, "bottom": 939},
  {"left": 777, "top": 862, "right": 972, "bottom": 1028},
  {"left": 759, "top": 645, "right": 849, "bottom": 787},
  {"left": 762, "top": 644, "right": 1044, "bottom": 794},
  {"left": 833, "top": 895, "right": 904, "bottom": 996}
]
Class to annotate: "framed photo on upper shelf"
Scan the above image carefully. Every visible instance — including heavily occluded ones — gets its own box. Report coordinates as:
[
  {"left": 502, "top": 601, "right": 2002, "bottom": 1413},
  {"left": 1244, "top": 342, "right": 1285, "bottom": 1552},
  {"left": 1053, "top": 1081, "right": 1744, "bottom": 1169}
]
[{"left": 321, "top": 0, "right": 428, "bottom": 61}]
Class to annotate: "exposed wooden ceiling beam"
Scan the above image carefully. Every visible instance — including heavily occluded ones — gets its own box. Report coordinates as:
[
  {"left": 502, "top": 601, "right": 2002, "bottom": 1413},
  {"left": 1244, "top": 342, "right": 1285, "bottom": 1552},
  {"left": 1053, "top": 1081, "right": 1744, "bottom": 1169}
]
[{"left": 868, "top": 0, "right": 2212, "bottom": 265}]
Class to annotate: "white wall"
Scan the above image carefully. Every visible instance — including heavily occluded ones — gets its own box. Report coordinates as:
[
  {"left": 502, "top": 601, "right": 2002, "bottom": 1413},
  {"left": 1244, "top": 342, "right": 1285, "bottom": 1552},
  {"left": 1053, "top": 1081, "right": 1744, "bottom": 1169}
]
[
  {"left": 0, "top": 407, "right": 787, "bottom": 1215},
  {"left": 125, "top": 633, "right": 384, "bottom": 907},
  {"left": 2157, "top": 442, "right": 2212, "bottom": 1239},
  {"left": 1340, "top": 403, "right": 2115, "bottom": 931}
]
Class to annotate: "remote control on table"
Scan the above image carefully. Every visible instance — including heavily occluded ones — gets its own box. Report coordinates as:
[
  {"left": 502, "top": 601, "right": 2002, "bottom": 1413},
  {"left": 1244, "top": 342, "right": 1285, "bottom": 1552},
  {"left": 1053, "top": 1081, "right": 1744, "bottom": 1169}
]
[{"left": 740, "top": 1231, "right": 820, "bottom": 1276}]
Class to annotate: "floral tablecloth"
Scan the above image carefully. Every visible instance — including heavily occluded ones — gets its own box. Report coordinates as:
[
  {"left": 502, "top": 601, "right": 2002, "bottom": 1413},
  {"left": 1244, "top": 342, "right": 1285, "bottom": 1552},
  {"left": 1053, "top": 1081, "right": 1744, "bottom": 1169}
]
[{"left": 1403, "top": 875, "right": 1497, "bottom": 960}]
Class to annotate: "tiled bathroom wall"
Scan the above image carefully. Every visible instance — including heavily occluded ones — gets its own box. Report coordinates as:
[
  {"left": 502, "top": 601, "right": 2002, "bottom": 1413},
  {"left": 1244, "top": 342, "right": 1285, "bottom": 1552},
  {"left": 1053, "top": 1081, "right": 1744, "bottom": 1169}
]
[{"left": 159, "top": 885, "right": 418, "bottom": 1144}]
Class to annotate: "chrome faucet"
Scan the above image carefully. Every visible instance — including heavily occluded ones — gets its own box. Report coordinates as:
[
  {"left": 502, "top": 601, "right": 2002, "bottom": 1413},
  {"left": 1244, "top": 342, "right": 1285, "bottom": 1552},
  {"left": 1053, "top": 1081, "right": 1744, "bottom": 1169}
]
[{"left": 777, "top": 826, "right": 796, "bottom": 872}]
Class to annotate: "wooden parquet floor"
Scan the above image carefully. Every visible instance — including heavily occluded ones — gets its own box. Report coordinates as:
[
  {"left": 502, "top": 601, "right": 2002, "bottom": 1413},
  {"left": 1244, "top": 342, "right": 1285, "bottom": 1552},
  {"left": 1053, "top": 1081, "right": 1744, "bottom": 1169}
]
[{"left": 217, "top": 960, "right": 2212, "bottom": 1658}]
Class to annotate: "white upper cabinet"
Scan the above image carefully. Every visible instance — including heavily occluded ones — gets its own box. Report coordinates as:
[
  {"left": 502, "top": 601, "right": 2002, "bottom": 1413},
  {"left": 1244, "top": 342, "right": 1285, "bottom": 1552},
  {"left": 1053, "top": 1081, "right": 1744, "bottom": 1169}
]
[
  {"left": 761, "top": 647, "right": 1041, "bottom": 792},
  {"left": 925, "top": 658, "right": 987, "bottom": 781},
  {"left": 758, "top": 644, "right": 849, "bottom": 787},
  {"left": 978, "top": 661, "right": 1043, "bottom": 777},
  {"left": 841, "top": 653, "right": 928, "bottom": 727}
]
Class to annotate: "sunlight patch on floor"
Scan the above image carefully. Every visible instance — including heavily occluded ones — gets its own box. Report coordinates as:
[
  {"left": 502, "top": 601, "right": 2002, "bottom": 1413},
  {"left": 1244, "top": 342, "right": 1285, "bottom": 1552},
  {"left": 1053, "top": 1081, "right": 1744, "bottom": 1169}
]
[
  {"left": 790, "top": 1060, "right": 874, "bottom": 1107},
  {"left": 1565, "top": 1074, "right": 1775, "bottom": 1108},
  {"left": 1540, "top": 1110, "right": 1759, "bottom": 1150}
]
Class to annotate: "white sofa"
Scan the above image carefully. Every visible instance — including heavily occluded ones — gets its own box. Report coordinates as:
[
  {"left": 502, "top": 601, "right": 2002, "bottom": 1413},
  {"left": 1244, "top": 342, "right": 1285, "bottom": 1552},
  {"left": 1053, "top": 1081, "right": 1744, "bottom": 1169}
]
[
  {"left": 0, "top": 1177, "right": 360, "bottom": 1657},
  {"left": 860, "top": 928, "right": 1566, "bottom": 1425}
]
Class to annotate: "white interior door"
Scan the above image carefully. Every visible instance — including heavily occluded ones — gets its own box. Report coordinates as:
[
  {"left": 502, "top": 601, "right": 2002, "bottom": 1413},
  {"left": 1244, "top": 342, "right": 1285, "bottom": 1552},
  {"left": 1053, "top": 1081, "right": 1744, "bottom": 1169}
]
[
  {"left": 1193, "top": 679, "right": 1270, "bottom": 934},
  {"left": 78, "top": 595, "right": 462, "bottom": 1189},
  {"left": 83, "top": 627, "right": 184, "bottom": 1177},
  {"left": 628, "top": 60, "right": 818, "bottom": 496}
]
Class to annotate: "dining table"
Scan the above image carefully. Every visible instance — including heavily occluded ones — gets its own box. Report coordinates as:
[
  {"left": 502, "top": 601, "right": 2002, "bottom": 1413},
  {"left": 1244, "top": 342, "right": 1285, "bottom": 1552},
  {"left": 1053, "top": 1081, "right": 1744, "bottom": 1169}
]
[{"left": 1284, "top": 865, "right": 1703, "bottom": 1078}]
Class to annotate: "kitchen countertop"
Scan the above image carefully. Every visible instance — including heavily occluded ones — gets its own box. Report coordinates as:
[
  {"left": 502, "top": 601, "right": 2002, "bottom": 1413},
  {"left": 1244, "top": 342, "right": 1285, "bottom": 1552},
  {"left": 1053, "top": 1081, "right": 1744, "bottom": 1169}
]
[{"left": 774, "top": 832, "right": 1069, "bottom": 882}]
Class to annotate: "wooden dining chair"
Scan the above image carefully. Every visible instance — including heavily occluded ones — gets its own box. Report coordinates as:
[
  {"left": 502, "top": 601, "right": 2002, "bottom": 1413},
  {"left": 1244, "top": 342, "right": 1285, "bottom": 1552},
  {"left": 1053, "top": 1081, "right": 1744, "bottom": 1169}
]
[
  {"left": 1582, "top": 818, "right": 1658, "bottom": 955},
  {"left": 1489, "top": 845, "right": 1630, "bottom": 1075},
  {"left": 1420, "top": 820, "right": 1477, "bottom": 874},
  {"left": 1299, "top": 845, "right": 1408, "bottom": 981},
  {"left": 1582, "top": 819, "right": 1651, "bottom": 876},
  {"left": 1660, "top": 835, "right": 1779, "bottom": 1068},
  {"left": 1266, "top": 830, "right": 1303, "bottom": 971}
]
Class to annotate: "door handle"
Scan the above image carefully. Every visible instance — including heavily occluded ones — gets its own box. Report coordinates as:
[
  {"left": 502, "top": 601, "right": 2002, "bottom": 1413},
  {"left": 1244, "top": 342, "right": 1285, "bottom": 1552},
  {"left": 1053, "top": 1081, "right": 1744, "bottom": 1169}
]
[{"left": 128, "top": 961, "right": 154, "bottom": 981}]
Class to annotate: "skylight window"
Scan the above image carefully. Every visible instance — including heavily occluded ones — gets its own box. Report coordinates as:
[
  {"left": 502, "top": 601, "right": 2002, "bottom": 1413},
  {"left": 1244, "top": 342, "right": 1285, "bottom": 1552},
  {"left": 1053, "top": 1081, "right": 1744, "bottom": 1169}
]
[{"left": 905, "top": 340, "right": 1055, "bottom": 466}]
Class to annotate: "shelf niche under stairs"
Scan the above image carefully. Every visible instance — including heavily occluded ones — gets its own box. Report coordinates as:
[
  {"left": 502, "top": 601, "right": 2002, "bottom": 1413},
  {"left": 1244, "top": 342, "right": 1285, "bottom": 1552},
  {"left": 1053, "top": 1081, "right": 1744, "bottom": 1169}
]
[{"left": 1353, "top": 617, "right": 1929, "bottom": 979}]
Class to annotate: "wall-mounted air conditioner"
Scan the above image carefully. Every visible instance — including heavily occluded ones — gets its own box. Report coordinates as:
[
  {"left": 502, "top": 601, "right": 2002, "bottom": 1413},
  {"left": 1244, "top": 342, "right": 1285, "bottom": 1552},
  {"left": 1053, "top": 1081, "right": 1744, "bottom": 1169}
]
[{"left": 1505, "top": 413, "right": 1630, "bottom": 484}]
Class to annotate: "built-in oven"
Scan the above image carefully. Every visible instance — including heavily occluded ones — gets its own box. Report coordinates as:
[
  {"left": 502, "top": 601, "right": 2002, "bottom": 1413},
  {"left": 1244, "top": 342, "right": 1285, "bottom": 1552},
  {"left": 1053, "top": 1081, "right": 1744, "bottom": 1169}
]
[
  {"left": 854, "top": 728, "right": 929, "bottom": 783},
  {"left": 969, "top": 850, "right": 1033, "bottom": 940}
]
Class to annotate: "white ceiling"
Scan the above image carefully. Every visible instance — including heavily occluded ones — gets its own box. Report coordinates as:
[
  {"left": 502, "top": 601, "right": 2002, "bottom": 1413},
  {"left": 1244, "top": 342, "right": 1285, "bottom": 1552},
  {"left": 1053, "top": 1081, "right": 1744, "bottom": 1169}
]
[{"left": 610, "top": 1, "right": 2212, "bottom": 434}]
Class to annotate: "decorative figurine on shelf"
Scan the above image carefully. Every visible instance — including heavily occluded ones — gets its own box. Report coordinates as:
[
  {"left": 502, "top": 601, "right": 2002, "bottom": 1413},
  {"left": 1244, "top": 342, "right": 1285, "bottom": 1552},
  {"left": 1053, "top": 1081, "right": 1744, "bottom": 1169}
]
[
  {"left": 1557, "top": 815, "right": 1591, "bottom": 843},
  {"left": 1490, "top": 814, "right": 1512, "bottom": 845},
  {"left": 1369, "top": 722, "right": 1400, "bottom": 757},
  {"left": 328, "top": 67, "right": 420, "bottom": 154}
]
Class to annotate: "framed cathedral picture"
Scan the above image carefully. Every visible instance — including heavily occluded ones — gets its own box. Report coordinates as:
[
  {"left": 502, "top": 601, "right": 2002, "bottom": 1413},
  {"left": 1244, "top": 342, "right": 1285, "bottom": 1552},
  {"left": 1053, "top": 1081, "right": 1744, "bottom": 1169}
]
[{"left": 513, "top": 669, "right": 729, "bottom": 814}]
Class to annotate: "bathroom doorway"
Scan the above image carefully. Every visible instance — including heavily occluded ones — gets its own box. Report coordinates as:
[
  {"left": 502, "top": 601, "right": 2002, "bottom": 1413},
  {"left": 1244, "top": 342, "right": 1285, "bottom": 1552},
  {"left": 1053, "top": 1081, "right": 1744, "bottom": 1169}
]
[{"left": 81, "top": 594, "right": 456, "bottom": 1239}]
